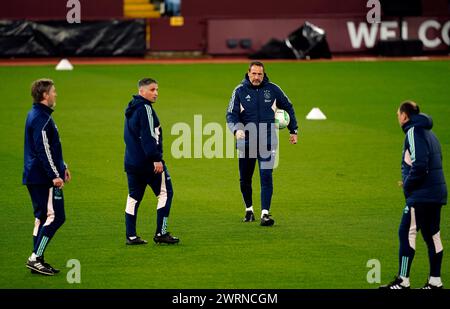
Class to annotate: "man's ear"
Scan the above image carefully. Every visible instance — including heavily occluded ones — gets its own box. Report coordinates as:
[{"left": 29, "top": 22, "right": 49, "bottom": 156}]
[{"left": 402, "top": 113, "right": 409, "bottom": 123}]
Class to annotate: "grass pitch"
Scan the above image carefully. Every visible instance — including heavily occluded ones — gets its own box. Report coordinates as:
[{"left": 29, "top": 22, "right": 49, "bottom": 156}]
[{"left": 0, "top": 60, "right": 449, "bottom": 288}]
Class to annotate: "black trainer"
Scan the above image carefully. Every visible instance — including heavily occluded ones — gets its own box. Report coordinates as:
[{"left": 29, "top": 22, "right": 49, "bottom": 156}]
[
  {"left": 31, "top": 261, "right": 60, "bottom": 274},
  {"left": 153, "top": 232, "right": 180, "bottom": 244},
  {"left": 243, "top": 211, "right": 255, "bottom": 222},
  {"left": 260, "top": 214, "right": 275, "bottom": 226},
  {"left": 44, "top": 262, "right": 60, "bottom": 274},
  {"left": 422, "top": 282, "right": 443, "bottom": 289},
  {"left": 26, "top": 257, "right": 54, "bottom": 276},
  {"left": 126, "top": 236, "right": 148, "bottom": 245},
  {"left": 379, "top": 276, "right": 410, "bottom": 289}
]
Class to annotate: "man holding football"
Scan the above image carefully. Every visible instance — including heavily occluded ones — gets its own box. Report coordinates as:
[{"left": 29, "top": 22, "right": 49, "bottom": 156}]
[{"left": 226, "top": 61, "right": 298, "bottom": 226}]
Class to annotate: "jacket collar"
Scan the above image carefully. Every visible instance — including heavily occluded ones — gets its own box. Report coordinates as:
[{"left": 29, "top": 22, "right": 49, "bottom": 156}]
[
  {"left": 33, "top": 102, "right": 54, "bottom": 115},
  {"left": 243, "top": 73, "right": 270, "bottom": 89},
  {"left": 401, "top": 113, "right": 433, "bottom": 133},
  {"left": 125, "top": 95, "right": 153, "bottom": 118},
  {"left": 133, "top": 94, "right": 152, "bottom": 105}
]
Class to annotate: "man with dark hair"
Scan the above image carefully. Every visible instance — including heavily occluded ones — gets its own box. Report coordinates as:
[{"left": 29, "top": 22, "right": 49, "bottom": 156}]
[
  {"left": 23, "top": 78, "right": 71, "bottom": 276},
  {"left": 124, "top": 78, "right": 179, "bottom": 245},
  {"left": 380, "top": 101, "right": 447, "bottom": 289},
  {"left": 399, "top": 100, "right": 420, "bottom": 116},
  {"left": 226, "top": 61, "right": 298, "bottom": 226}
]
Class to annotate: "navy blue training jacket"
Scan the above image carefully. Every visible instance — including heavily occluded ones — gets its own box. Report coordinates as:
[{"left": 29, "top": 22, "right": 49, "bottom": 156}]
[
  {"left": 401, "top": 113, "right": 447, "bottom": 206},
  {"left": 124, "top": 95, "right": 163, "bottom": 173},
  {"left": 23, "top": 103, "right": 66, "bottom": 185},
  {"left": 226, "top": 73, "right": 298, "bottom": 143}
]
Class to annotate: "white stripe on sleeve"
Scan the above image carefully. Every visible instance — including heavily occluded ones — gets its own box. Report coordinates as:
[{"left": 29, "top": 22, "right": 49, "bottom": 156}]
[
  {"left": 41, "top": 117, "right": 60, "bottom": 178},
  {"left": 407, "top": 127, "right": 416, "bottom": 162},
  {"left": 227, "top": 84, "right": 243, "bottom": 113},
  {"left": 145, "top": 105, "right": 158, "bottom": 144}
]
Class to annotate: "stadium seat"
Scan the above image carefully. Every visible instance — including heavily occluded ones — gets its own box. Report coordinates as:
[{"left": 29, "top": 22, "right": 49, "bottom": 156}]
[{"left": 124, "top": 0, "right": 161, "bottom": 18}]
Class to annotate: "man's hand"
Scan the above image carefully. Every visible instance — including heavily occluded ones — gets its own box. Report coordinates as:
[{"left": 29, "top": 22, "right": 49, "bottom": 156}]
[
  {"left": 235, "top": 130, "right": 245, "bottom": 140},
  {"left": 53, "top": 177, "right": 64, "bottom": 188},
  {"left": 289, "top": 134, "right": 298, "bottom": 144},
  {"left": 154, "top": 161, "right": 164, "bottom": 174},
  {"left": 64, "top": 169, "right": 71, "bottom": 183}
]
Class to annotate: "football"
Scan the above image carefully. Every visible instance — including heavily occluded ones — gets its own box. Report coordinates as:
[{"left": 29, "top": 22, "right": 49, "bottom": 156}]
[{"left": 275, "top": 109, "right": 290, "bottom": 129}]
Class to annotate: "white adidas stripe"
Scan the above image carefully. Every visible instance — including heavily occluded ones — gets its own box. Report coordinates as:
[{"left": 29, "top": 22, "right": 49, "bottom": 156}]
[
  {"left": 145, "top": 105, "right": 158, "bottom": 143},
  {"left": 228, "top": 84, "right": 243, "bottom": 113},
  {"left": 41, "top": 117, "right": 60, "bottom": 178}
]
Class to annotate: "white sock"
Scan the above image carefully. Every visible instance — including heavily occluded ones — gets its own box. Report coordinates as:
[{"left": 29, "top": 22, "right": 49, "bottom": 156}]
[
  {"left": 261, "top": 209, "right": 269, "bottom": 218},
  {"left": 429, "top": 276, "right": 443, "bottom": 287},
  {"left": 245, "top": 206, "right": 254, "bottom": 212},
  {"left": 29, "top": 253, "right": 38, "bottom": 261},
  {"left": 400, "top": 276, "right": 410, "bottom": 287},
  {"left": 128, "top": 236, "right": 137, "bottom": 240}
]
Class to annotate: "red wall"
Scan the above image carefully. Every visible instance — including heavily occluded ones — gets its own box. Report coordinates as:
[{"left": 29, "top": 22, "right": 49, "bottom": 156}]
[
  {"left": 149, "top": 17, "right": 205, "bottom": 51},
  {"left": 2, "top": 0, "right": 448, "bottom": 54},
  {"left": 2, "top": 0, "right": 448, "bottom": 20},
  {"left": 182, "top": 0, "right": 450, "bottom": 18},
  {"left": 0, "top": 0, "right": 123, "bottom": 20},
  {"left": 182, "top": 0, "right": 366, "bottom": 18},
  {"left": 207, "top": 17, "right": 450, "bottom": 55},
  {"left": 150, "top": 0, "right": 450, "bottom": 53}
]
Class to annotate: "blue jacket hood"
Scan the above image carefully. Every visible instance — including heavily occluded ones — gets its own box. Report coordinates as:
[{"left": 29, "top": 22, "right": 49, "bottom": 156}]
[
  {"left": 402, "top": 113, "right": 433, "bottom": 133},
  {"left": 125, "top": 95, "right": 151, "bottom": 118},
  {"left": 243, "top": 73, "right": 270, "bottom": 88}
]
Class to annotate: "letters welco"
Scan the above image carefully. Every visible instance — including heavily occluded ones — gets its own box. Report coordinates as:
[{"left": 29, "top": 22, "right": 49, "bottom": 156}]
[{"left": 347, "top": 20, "right": 450, "bottom": 49}]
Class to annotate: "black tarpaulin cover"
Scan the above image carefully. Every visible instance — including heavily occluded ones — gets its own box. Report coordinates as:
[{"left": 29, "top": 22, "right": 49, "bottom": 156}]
[
  {"left": 250, "top": 22, "right": 332, "bottom": 60},
  {"left": 0, "top": 19, "right": 146, "bottom": 57}
]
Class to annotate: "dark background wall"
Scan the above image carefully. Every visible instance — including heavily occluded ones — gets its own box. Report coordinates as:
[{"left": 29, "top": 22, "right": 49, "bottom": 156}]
[
  {"left": 182, "top": 0, "right": 366, "bottom": 18},
  {"left": 182, "top": 0, "right": 450, "bottom": 18},
  {"left": 1, "top": 0, "right": 449, "bottom": 54},
  {"left": 151, "top": 0, "right": 450, "bottom": 53},
  {"left": 1, "top": 0, "right": 449, "bottom": 20}
]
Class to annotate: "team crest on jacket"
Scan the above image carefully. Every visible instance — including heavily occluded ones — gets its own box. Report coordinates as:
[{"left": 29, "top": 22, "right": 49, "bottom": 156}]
[
  {"left": 245, "top": 95, "right": 251, "bottom": 101},
  {"left": 264, "top": 90, "right": 271, "bottom": 100}
]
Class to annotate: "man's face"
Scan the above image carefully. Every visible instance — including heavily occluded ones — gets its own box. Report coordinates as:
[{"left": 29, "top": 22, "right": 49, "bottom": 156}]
[
  {"left": 140, "top": 83, "right": 159, "bottom": 103},
  {"left": 44, "top": 85, "right": 57, "bottom": 109},
  {"left": 397, "top": 109, "right": 408, "bottom": 126},
  {"left": 248, "top": 65, "right": 264, "bottom": 86}
]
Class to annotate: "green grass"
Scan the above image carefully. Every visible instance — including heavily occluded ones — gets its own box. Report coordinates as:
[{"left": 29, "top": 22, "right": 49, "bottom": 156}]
[{"left": 0, "top": 60, "right": 449, "bottom": 288}]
